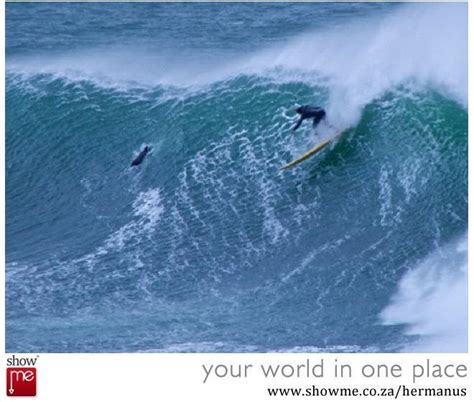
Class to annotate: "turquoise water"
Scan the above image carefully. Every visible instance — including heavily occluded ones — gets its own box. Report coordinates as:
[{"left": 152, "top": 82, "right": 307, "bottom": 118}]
[{"left": 6, "top": 3, "right": 467, "bottom": 352}]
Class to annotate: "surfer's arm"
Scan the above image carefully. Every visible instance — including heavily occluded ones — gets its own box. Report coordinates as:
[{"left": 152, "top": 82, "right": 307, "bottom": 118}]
[{"left": 293, "top": 116, "right": 304, "bottom": 131}]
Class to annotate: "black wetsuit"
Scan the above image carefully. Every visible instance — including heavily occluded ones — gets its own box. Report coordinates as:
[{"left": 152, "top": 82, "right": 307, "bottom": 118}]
[
  {"left": 131, "top": 146, "right": 151, "bottom": 167},
  {"left": 293, "top": 106, "right": 326, "bottom": 131}
]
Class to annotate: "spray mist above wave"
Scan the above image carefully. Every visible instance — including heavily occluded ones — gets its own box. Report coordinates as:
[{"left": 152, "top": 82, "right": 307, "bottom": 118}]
[
  {"left": 7, "top": 3, "right": 466, "bottom": 126},
  {"left": 244, "top": 3, "right": 467, "bottom": 126}
]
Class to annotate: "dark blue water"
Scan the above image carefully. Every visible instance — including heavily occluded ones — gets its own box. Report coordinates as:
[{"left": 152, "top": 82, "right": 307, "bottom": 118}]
[{"left": 6, "top": 3, "right": 467, "bottom": 352}]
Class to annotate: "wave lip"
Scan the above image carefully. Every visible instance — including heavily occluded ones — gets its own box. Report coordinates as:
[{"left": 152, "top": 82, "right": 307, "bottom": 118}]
[
  {"left": 380, "top": 234, "right": 467, "bottom": 352},
  {"left": 7, "top": 4, "right": 467, "bottom": 118}
]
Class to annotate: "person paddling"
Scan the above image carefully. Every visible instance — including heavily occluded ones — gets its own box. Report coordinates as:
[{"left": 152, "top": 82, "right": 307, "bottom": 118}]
[{"left": 131, "top": 146, "right": 152, "bottom": 167}]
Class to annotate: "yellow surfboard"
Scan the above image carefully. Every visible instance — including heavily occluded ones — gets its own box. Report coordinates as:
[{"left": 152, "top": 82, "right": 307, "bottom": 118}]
[{"left": 280, "top": 132, "right": 341, "bottom": 170}]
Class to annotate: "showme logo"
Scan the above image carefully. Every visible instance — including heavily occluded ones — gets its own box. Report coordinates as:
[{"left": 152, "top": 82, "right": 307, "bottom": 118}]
[{"left": 6, "top": 355, "right": 39, "bottom": 397}]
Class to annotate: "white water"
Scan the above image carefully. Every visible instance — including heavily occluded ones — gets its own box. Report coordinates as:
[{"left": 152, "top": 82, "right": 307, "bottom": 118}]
[
  {"left": 245, "top": 3, "right": 467, "bottom": 127},
  {"left": 8, "top": 3, "right": 467, "bottom": 131},
  {"left": 381, "top": 233, "right": 467, "bottom": 352}
]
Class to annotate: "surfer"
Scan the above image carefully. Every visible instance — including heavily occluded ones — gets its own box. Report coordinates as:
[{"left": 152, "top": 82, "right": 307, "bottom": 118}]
[
  {"left": 293, "top": 105, "right": 326, "bottom": 131},
  {"left": 131, "top": 146, "right": 152, "bottom": 167}
]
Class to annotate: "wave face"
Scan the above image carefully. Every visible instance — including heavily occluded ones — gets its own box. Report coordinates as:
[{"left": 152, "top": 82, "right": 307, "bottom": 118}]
[{"left": 6, "top": 3, "right": 467, "bottom": 352}]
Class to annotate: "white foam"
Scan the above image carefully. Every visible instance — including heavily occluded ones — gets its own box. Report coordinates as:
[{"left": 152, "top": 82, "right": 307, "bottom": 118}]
[
  {"left": 271, "top": 345, "right": 379, "bottom": 353},
  {"left": 244, "top": 3, "right": 467, "bottom": 127},
  {"left": 139, "top": 342, "right": 261, "bottom": 353},
  {"left": 103, "top": 187, "right": 163, "bottom": 251},
  {"left": 378, "top": 164, "right": 403, "bottom": 227},
  {"left": 138, "top": 342, "right": 377, "bottom": 353},
  {"left": 51, "top": 187, "right": 165, "bottom": 275},
  {"left": 380, "top": 233, "right": 467, "bottom": 352},
  {"left": 7, "top": 4, "right": 466, "bottom": 128}
]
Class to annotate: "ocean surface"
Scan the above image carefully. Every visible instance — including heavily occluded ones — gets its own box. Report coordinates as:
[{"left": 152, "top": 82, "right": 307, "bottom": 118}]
[{"left": 6, "top": 3, "right": 467, "bottom": 352}]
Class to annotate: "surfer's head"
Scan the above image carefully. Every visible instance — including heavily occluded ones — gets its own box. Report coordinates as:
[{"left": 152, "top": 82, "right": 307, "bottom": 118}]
[{"left": 296, "top": 106, "right": 303, "bottom": 114}]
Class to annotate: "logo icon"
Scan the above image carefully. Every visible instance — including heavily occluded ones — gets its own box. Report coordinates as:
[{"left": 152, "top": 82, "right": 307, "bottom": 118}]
[{"left": 7, "top": 368, "right": 37, "bottom": 397}]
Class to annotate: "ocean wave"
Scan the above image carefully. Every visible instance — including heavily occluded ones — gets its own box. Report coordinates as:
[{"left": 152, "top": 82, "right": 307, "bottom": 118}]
[
  {"left": 6, "top": 2, "right": 467, "bottom": 352},
  {"left": 7, "top": 3, "right": 466, "bottom": 130},
  {"left": 380, "top": 233, "right": 467, "bottom": 352}
]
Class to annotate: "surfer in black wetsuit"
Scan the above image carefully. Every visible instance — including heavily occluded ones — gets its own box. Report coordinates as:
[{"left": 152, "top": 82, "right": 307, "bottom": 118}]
[
  {"left": 293, "top": 105, "right": 326, "bottom": 131},
  {"left": 131, "top": 146, "right": 152, "bottom": 167}
]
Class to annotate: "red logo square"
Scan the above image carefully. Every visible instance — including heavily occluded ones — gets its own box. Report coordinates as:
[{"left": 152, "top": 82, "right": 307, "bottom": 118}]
[{"left": 6, "top": 368, "right": 37, "bottom": 397}]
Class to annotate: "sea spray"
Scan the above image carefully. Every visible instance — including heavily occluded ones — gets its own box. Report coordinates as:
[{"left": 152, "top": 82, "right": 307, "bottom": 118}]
[
  {"left": 6, "top": 2, "right": 467, "bottom": 352},
  {"left": 380, "top": 234, "right": 467, "bottom": 352}
]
